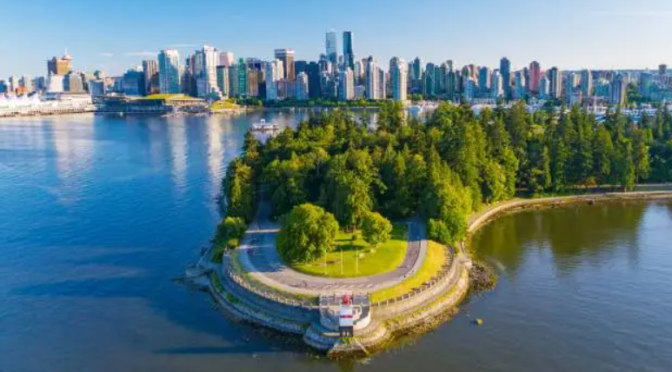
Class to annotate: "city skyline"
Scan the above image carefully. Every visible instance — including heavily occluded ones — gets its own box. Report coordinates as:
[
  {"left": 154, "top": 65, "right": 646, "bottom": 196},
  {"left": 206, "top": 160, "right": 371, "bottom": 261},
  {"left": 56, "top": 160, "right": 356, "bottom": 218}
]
[{"left": 3, "top": 0, "right": 672, "bottom": 77}]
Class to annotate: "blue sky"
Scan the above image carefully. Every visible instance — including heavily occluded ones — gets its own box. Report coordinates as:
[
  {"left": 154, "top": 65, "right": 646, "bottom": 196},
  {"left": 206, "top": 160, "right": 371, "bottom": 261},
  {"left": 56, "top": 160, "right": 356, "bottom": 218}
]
[{"left": 2, "top": 0, "right": 672, "bottom": 77}]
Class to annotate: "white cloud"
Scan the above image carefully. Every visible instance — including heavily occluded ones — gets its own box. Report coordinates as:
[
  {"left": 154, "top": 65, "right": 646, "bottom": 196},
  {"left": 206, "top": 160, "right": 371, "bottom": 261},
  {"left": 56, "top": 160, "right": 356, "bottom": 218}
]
[
  {"left": 125, "top": 51, "right": 157, "bottom": 57},
  {"left": 99, "top": 52, "right": 114, "bottom": 57}
]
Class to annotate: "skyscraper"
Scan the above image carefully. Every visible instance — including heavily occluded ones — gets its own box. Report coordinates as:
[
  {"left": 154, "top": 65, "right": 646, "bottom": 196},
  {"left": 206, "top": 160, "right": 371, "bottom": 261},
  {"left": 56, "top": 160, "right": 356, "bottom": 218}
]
[
  {"left": 478, "top": 66, "right": 491, "bottom": 94},
  {"left": 306, "top": 62, "right": 321, "bottom": 99},
  {"left": 529, "top": 61, "right": 541, "bottom": 94},
  {"left": 158, "top": 49, "right": 181, "bottom": 94},
  {"left": 412, "top": 57, "right": 423, "bottom": 93},
  {"left": 339, "top": 68, "right": 355, "bottom": 101},
  {"left": 218, "top": 51, "right": 235, "bottom": 67},
  {"left": 325, "top": 30, "right": 338, "bottom": 67},
  {"left": 265, "top": 59, "right": 283, "bottom": 100},
  {"left": 142, "top": 60, "right": 159, "bottom": 95},
  {"left": 365, "top": 56, "right": 379, "bottom": 100},
  {"left": 548, "top": 67, "right": 562, "bottom": 100},
  {"left": 500, "top": 57, "right": 511, "bottom": 99},
  {"left": 296, "top": 72, "right": 309, "bottom": 100},
  {"left": 491, "top": 70, "right": 503, "bottom": 99},
  {"left": 609, "top": 74, "right": 627, "bottom": 106},
  {"left": 580, "top": 69, "right": 593, "bottom": 98},
  {"left": 123, "top": 68, "right": 146, "bottom": 96},
  {"left": 47, "top": 52, "right": 72, "bottom": 76},
  {"left": 343, "top": 31, "right": 354, "bottom": 71},
  {"left": 659, "top": 64, "right": 667, "bottom": 76},
  {"left": 390, "top": 57, "right": 408, "bottom": 101},
  {"left": 539, "top": 75, "right": 549, "bottom": 99},
  {"left": 216, "top": 65, "right": 229, "bottom": 97},
  {"left": 274, "top": 49, "right": 295, "bottom": 81},
  {"left": 514, "top": 71, "right": 526, "bottom": 100}
]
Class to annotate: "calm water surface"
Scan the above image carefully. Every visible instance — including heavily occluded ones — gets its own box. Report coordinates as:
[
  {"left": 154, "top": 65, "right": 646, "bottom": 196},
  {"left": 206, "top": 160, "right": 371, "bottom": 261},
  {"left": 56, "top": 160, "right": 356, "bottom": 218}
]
[{"left": 1, "top": 113, "right": 671, "bottom": 372}]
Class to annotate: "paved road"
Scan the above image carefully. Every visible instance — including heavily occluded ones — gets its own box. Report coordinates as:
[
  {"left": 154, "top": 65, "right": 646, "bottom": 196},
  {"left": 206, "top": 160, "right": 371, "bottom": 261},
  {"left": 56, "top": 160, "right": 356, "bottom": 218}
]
[{"left": 232, "top": 201, "right": 428, "bottom": 296}]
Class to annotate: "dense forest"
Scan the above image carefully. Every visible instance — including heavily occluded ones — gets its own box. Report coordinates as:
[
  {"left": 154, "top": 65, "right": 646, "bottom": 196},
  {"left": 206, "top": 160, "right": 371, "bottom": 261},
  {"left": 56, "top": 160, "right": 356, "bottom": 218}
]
[{"left": 216, "top": 101, "right": 672, "bottom": 252}]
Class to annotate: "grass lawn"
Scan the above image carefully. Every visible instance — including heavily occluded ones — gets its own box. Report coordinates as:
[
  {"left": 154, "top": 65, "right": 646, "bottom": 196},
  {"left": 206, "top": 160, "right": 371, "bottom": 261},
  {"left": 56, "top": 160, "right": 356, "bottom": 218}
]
[
  {"left": 292, "top": 224, "right": 408, "bottom": 278},
  {"left": 370, "top": 240, "right": 448, "bottom": 303}
]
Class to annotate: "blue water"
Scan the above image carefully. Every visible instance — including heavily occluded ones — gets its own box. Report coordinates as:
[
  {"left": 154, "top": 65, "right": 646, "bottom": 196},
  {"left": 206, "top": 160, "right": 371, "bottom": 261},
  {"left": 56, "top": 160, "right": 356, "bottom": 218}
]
[{"left": 1, "top": 113, "right": 671, "bottom": 372}]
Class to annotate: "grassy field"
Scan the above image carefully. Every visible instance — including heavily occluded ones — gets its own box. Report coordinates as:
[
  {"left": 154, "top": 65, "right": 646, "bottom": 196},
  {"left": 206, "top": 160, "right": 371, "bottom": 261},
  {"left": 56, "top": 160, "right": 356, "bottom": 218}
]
[
  {"left": 370, "top": 240, "right": 448, "bottom": 303},
  {"left": 211, "top": 100, "right": 241, "bottom": 110},
  {"left": 292, "top": 224, "right": 408, "bottom": 278}
]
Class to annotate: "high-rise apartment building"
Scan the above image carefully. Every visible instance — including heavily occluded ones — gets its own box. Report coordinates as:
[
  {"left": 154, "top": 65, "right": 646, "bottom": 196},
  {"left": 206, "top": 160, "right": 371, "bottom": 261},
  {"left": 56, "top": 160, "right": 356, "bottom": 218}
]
[
  {"left": 274, "top": 49, "right": 295, "bottom": 81},
  {"left": 500, "top": 57, "right": 511, "bottom": 99},
  {"left": 343, "top": 31, "right": 354, "bottom": 71},
  {"left": 218, "top": 51, "right": 235, "bottom": 67},
  {"left": 529, "top": 61, "right": 541, "bottom": 94},
  {"left": 548, "top": 67, "right": 562, "bottom": 100},
  {"left": 325, "top": 30, "right": 338, "bottom": 67},
  {"left": 296, "top": 72, "right": 309, "bottom": 100},
  {"left": 390, "top": 57, "right": 408, "bottom": 101},
  {"left": 491, "top": 70, "right": 503, "bottom": 99},
  {"left": 265, "top": 59, "right": 284, "bottom": 100},
  {"left": 478, "top": 66, "right": 491, "bottom": 94},
  {"left": 158, "top": 49, "right": 181, "bottom": 94},
  {"left": 142, "top": 60, "right": 159, "bottom": 95},
  {"left": 365, "top": 56, "right": 379, "bottom": 100},
  {"left": 609, "top": 74, "right": 628, "bottom": 106},
  {"left": 216, "top": 66, "right": 229, "bottom": 97},
  {"left": 580, "top": 69, "right": 593, "bottom": 98},
  {"left": 339, "top": 68, "right": 355, "bottom": 100}
]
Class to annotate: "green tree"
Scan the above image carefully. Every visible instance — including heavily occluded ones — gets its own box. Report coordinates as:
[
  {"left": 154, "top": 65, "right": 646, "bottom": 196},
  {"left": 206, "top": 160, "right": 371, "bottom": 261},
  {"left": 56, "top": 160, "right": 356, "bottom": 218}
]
[
  {"left": 277, "top": 204, "right": 339, "bottom": 263},
  {"left": 224, "top": 158, "right": 257, "bottom": 222},
  {"left": 213, "top": 217, "right": 247, "bottom": 249},
  {"left": 632, "top": 130, "right": 651, "bottom": 183},
  {"left": 361, "top": 212, "right": 393, "bottom": 248},
  {"left": 592, "top": 126, "right": 615, "bottom": 186}
]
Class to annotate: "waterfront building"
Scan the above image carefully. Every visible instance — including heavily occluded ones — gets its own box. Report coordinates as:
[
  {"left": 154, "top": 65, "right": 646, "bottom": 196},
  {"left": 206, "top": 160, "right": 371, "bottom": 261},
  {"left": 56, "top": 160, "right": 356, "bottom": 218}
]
[
  {"left": 88, "top": 79, "right": 105, "bottom": 97},
  {"left": 391, "top": 57, "right": 408, "bottom": 101},
  {"left": 296, "top": 72, "right": 309, "bottom": 100},
  {"left": 142, "top": 60, "right": 159, "bottom": 96},
  {"left": 228, "top": 64, "right": 239, "bottom": 96},
  {"left": 343, "top": 31, "right": 354, "bottom": 71},
  {"left": 158, "top": 49, "right": 181, "bottom": 94},
  {"left": 277, "top": 78, "right": 296, "bottom": 99},
  {"left": 306, "top": 62, "right": 321, "bottom": 99},
  {"left": 65, "top": 73, "right": 85, "bottom": 93},
  {"left": 326, "top": 30, "right": 338, "bottom": 67},
  {"left": 265, "top": 59, "right": 283, "bottom": 100},
  {"left": 529, "top": 61, "right": 541, "bottom": 94},
  {"left": 19, "top": 75, "right": 33, "bottom": 93},
  {"left": 354, "top": 60, "right": 364, "bottom": 85},
  {"left": 0, "top": 80, "right": 7, "bottom": 93},
  {"left": 580, "top": 69, "right": 593, "bottom": 98},
  {"left": 548, "top": 67, "right": 562, "bottom": 100},
  {"left": 659, "top": 64, "right": 667, "bottom": 75},
  {"left": 237, "top": 58, "right": 248, "bottom": 97},
  {"left": 192, "top": 45, "right": 220, "bottom": 98},
  {"left": 339, "top": 68, "right": 355, "bottom": 100},
  {"left": 500, "top": 57, "right": 511, "bottom": 99},
  {"left": 216, "top": 65, "right": 229, "bottom": 97},
  {"left": 365, "top": 56, "right": 379, "bottom": 100},
  {"left": 33, "top": 77, "right": 46, "bottom": 92},
  {"left": 274, "top": 49, "right": 295, "bottom": 81},
  {"left": 47, "top": 52, "right": 72, "bottom": 76},
  {"left": 247, "top": 68, "right": 260, "bottom": 97},
  {"left": 123, "top": 68, "right": 146, "bottom": 96},
  {"left": 46, "top": 74, "right": 64, "bottom": 93},
  {"left": 354, "top": 85, "right": 366, "bottom": 99},
  {"left": 464, "top": 77, "right": 477, "bottom": 101}
]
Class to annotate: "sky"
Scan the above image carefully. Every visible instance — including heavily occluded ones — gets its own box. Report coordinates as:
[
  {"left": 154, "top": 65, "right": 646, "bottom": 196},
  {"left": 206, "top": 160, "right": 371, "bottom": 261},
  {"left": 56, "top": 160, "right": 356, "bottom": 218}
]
[{"left": 2, "top": 0, "right": 672, "bottom": 78}]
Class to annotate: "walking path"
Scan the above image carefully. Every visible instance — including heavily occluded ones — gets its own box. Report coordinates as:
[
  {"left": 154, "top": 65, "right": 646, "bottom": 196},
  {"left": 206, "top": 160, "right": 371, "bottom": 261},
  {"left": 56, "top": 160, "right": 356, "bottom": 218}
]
[{"left": 232, "top": 201, "right": 428, "bottom": 295}]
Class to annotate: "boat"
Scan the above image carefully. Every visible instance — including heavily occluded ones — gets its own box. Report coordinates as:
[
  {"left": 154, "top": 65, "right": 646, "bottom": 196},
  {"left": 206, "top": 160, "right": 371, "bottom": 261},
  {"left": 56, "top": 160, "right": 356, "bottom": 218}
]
[{"left": 251, "top": 119, "right": 278, "bottom": 132}]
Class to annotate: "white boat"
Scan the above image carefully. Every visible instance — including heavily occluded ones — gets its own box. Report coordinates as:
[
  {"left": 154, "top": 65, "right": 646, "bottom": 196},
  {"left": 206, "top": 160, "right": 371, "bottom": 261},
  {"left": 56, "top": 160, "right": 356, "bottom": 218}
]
[{"left": 251, "top": 119, "right": 278, "bottom": 132}]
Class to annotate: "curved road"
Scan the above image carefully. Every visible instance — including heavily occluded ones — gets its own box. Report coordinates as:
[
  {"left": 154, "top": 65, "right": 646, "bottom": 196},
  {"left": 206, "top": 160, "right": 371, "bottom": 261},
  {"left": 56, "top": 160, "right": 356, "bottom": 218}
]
[{"left": 232, "top": 201, "right": 427, "bottom": 295}]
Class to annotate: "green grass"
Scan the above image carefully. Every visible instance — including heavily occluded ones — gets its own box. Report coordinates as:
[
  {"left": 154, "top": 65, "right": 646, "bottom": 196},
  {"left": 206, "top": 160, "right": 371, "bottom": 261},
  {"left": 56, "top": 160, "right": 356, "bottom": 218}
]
[
  {"left": 291, "top": 224, "right": 408, "bottom": 278},
  {"left": 371, "top": 240, "right": 448, "bottom": 303},
  {"left": 211, "top": 100, "right": 241, "bottom": 110}
]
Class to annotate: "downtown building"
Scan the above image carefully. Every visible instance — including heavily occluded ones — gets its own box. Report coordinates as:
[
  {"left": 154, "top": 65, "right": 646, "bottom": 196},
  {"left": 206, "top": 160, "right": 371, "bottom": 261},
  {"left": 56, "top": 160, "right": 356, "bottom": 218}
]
[
  {"left": 390, "top": 57, "right": 408, "bottom": 101},
  {"left": 158, "top": 49, "right": 182, "bottom": 94}
]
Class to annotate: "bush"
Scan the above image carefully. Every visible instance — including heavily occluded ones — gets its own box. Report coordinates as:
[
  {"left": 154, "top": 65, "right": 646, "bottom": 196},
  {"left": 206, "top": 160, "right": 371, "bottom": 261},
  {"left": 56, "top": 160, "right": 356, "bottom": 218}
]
[{"left": 213, "top": 217, "right": 247, "bottom": 251}]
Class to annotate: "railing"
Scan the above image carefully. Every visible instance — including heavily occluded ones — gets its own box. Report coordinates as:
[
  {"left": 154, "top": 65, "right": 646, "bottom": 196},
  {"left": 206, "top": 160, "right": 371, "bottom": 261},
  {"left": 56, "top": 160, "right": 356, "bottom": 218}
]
[
  {"left": 221, "top": 256, "right": 319, "bottom": 309},
  {"left": 371, "top": 245, "right": 459, "bottom": 308}
]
